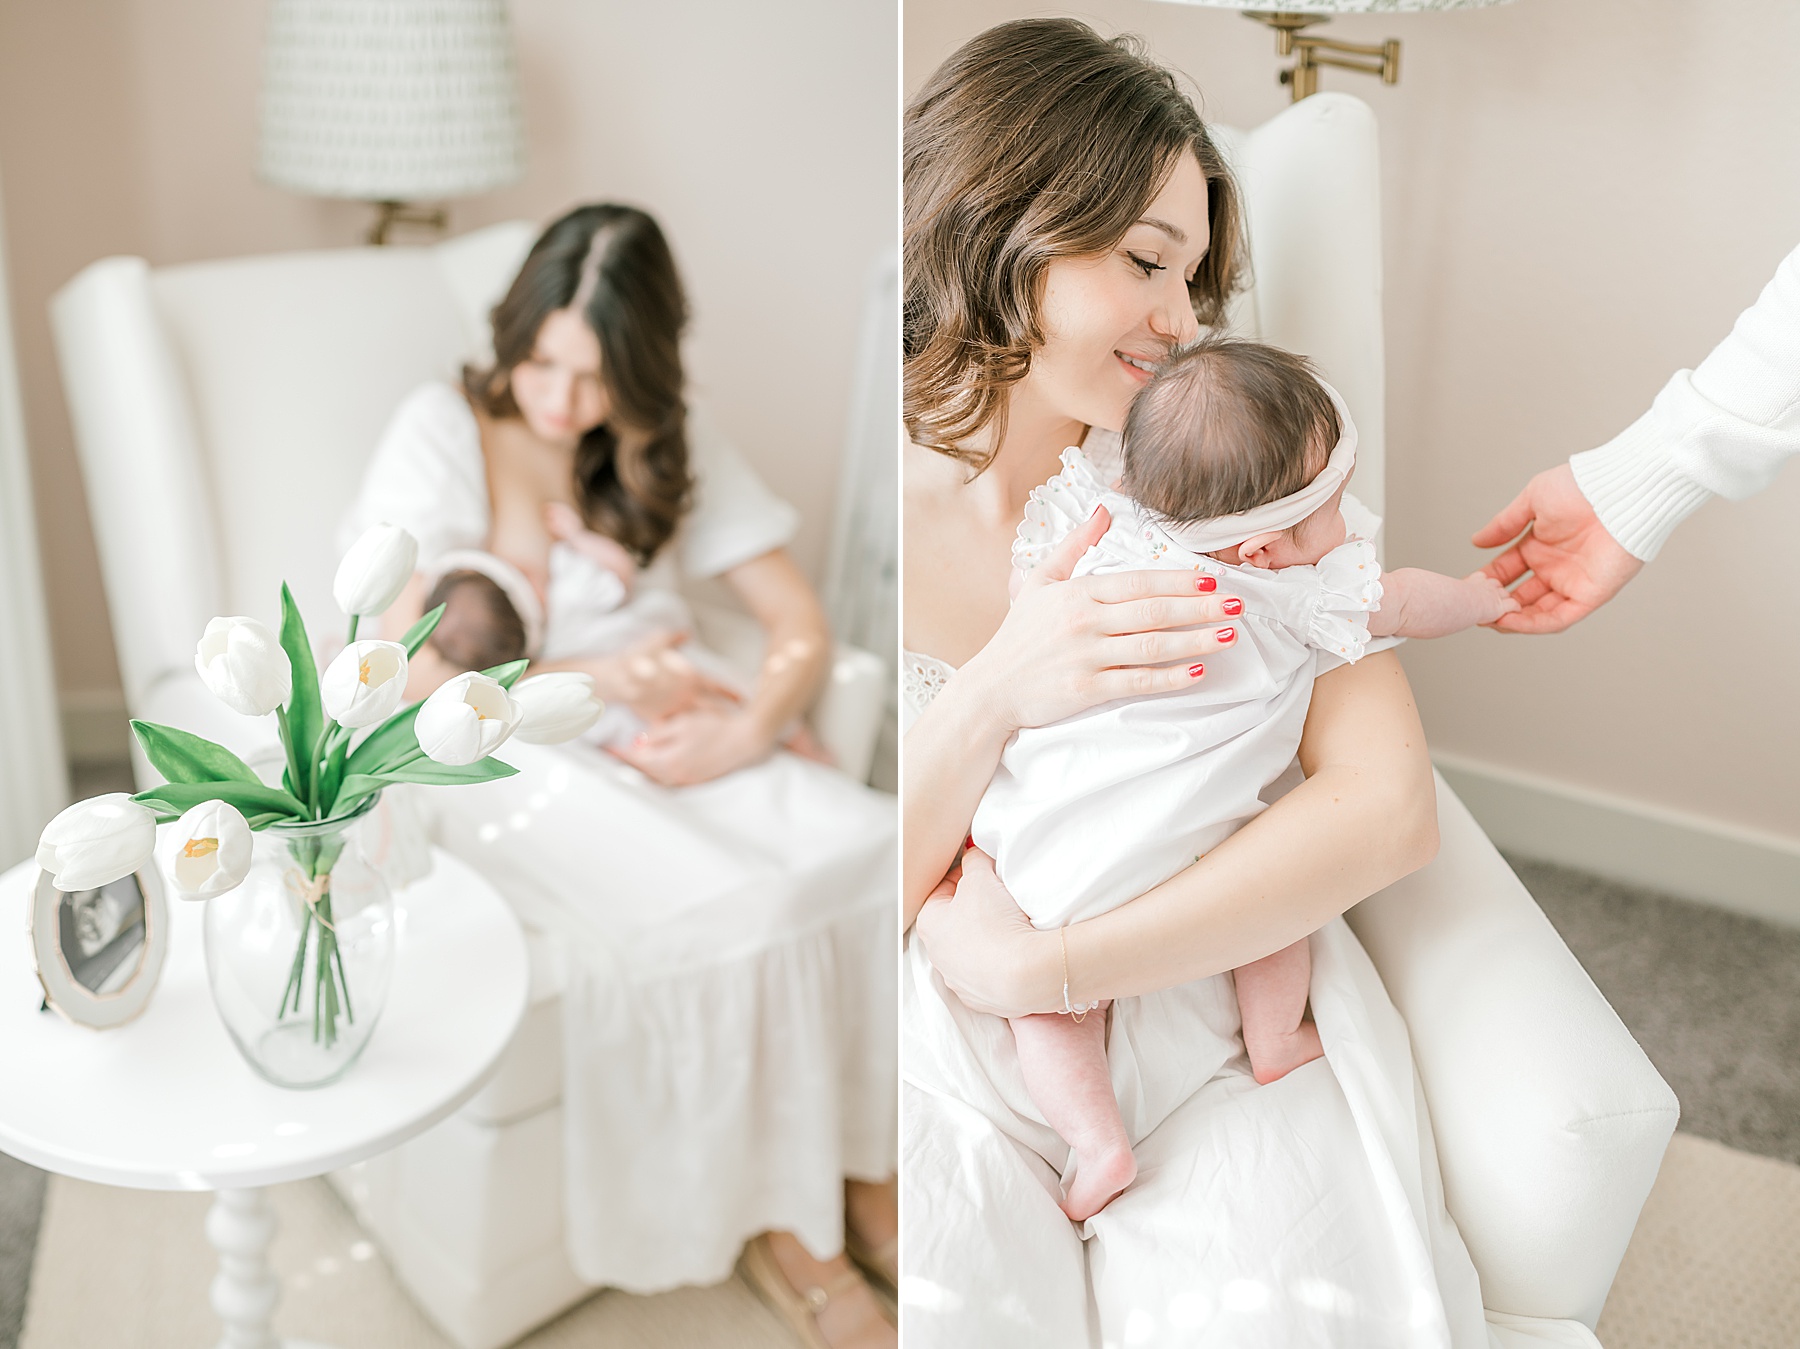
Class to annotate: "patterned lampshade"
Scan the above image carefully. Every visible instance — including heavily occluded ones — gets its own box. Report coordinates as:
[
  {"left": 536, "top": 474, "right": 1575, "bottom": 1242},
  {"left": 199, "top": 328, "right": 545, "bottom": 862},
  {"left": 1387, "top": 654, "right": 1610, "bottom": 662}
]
[{"left": 259, "top": 0, "right": 525, "bottom": 202}]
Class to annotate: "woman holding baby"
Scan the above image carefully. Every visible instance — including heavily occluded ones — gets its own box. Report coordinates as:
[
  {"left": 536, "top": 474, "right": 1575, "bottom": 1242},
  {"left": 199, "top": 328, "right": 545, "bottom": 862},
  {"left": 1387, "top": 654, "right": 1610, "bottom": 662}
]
[
  {"left": 342, "top": 205, "right": 897, "bottom": 1346},
  {"left": 902, "top": 19, "right": 1645, "bottom": 1348}
]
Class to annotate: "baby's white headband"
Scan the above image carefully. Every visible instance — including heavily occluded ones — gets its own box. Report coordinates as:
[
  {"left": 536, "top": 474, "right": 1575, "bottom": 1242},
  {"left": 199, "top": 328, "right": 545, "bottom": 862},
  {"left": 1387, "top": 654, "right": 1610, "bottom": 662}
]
[
  {"left": 425, "top": 550, "right": 547, "bottom": 660},
  {"left": 1154, "top": 380, "right": 1358, "bottom": 555}
]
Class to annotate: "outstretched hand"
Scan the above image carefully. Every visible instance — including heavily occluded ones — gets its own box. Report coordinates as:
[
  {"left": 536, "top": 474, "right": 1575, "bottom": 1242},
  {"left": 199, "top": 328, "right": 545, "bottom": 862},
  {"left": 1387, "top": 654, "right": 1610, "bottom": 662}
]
[{"left": 1472, "top": 463, "right": 1644, "bottom": 634}]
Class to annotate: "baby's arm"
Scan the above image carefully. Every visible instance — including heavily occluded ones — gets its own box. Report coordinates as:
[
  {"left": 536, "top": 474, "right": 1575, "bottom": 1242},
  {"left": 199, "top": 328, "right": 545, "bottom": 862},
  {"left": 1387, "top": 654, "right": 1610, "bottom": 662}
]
[
  {"left": 545, "top": 501, "right": 637, "bottom": 597},
  {"left": 1369, "top": 567, "right": 1520, "bottom": 639}
]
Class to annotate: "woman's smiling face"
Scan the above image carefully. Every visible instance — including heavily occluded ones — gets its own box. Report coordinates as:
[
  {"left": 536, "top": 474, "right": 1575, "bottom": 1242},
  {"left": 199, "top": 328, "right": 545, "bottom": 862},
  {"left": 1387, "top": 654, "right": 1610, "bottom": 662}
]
[{"left": 1029, "top": 153, "right": 1213, "bottom": 434}]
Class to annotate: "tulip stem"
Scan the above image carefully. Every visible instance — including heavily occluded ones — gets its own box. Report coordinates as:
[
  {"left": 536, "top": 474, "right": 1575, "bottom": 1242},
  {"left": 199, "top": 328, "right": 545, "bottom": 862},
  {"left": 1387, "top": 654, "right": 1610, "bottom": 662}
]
[
  {"left": 275, "top": 706, "right": 306, "bottom": 803},
  {"left": 346, "top": 614, "right": 360, "bottom": 646}
]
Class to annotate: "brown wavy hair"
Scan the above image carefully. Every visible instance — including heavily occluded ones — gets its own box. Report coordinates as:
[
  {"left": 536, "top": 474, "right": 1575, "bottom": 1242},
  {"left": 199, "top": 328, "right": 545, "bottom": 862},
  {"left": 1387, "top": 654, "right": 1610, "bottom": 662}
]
[
  {"left": 465, "top": 204, "right": 693, "bottom": 564},
  {"left": 904, "top": 18, "right": 1244, "bottom": 472}
]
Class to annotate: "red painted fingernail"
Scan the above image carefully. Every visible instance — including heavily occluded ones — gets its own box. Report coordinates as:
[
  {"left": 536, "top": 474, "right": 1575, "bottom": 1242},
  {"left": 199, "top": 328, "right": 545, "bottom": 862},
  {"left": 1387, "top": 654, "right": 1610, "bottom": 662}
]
[
  {"left": 1196, "top": 576, "right": 1217, "bottom": 592},
  {"left": 1222, "top": 598, "right": 1243, "bottom": 616},
  {"left": 964, "top": 834, "right": 975, "bottom": 851},
  {"left": 1216, "top": 627, "right": 1235, "bottom": 643},
  {"left": 1188, "top": 663, "right": 1205, "bottom": 678}
]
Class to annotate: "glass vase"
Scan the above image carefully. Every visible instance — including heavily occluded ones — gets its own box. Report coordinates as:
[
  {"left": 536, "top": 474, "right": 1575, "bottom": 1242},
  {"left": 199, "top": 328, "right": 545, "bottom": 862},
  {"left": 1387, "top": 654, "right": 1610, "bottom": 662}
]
[{"left": 203, "top": 799, "right": 396, "bottom": 1089}]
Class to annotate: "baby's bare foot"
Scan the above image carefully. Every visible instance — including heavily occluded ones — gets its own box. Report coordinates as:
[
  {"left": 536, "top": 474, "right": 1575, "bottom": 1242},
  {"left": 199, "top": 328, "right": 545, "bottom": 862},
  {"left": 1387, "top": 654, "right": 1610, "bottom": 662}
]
[
  {"left": 1062, "top": 1131, "right": 1137, "bottom": 1222},
  {"left": 1248, "top": 1018, "right": 1324, "bottom": 1085}
]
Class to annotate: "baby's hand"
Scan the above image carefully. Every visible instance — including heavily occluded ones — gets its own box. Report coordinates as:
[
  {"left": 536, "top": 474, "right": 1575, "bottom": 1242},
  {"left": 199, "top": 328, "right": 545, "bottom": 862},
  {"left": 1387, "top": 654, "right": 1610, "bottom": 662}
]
[
  {"left": 545, "top": 501, "right": 637, "bottom": 596},
  {"left": 1463, "top": 571, "right": 1523, "bottom": 628}
]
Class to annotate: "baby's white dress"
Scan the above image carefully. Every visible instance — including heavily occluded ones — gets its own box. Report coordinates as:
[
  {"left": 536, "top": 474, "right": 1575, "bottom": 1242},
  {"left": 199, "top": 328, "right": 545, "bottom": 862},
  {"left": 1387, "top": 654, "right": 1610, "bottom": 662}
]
[
  {"left": 342, "top": 383, "right": 897, "bottom": 1292},
  {"left": 977, "top": 444, "right": 1383, "bottom": 930},
  {"left": 900, "top": 431, "right": 1605, "bottom": 1348}
]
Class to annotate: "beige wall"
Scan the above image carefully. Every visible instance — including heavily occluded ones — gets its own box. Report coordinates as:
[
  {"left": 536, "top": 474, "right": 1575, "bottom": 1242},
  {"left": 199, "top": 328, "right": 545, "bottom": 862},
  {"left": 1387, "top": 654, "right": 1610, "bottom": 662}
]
[
  {"left": 908, "top": 0, "right": 1800, "bottom": 844},
  {"left": 0, "top": 0, "right": 894, "bottom": 716}
]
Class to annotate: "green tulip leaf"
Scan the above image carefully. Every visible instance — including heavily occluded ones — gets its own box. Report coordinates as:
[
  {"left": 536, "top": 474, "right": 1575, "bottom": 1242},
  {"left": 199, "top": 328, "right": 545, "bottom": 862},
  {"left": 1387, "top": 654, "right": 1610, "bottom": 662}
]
[
  {"left": 329, "top": 756, "right": 519, "bottom": 818},
  {"left": 278, "top": 583, "right": 323, "bottom": 804},
  {"left": 342, "top": 701, "right": 425, "bottom": 779},
  {"left": 130, "top": 720, "right": 262, "bottom": 787},
  {"left": 133, "top": 780, "right": 308, "bottom": 820},
  {"left": 482, "top": 658, "right": 530, "bottom": 690},
  {"left": 400, "top": 603, "right": 447, "bottom": 658}
]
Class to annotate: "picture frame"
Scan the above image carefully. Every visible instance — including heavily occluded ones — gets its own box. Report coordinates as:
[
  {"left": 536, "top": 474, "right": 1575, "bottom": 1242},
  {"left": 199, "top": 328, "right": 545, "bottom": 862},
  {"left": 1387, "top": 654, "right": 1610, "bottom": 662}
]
[{"left": 29, "top": 862, "right": 169, "bottom": 1029}]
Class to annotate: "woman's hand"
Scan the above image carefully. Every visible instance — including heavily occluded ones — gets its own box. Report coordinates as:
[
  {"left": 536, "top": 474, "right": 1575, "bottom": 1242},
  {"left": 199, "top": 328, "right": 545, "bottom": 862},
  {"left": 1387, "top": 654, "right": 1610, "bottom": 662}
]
[
  {"left": 913, "top": 848, "right": 1056, "bottom": 1018},
  {"left": 561, "top": 630, "right": 741, "bottom": 722},
  {"left": 960, "top": 505, "right": 1244, "bottom": 736},
  {"left": 610, "top": 699, "right": 775, "bottom": 786}
]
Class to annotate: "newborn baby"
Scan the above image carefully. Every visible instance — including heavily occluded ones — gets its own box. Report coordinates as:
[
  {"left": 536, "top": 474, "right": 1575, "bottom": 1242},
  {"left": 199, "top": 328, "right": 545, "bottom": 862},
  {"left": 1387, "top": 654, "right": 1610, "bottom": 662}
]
[
  {"left": 405, "top": 502, "right": 643, "bottom": 699},
  {"left": 408, "top": 504, "right": 828, "bottom": 762},
  {"left": 982, "top": 336, "right": 1516, "bottom": 1222}
]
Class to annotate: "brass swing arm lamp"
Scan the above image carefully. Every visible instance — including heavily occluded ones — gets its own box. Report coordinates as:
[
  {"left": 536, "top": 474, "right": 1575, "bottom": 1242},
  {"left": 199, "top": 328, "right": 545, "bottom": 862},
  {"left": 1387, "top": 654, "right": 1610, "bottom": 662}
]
[
  {"left": 1150, "top": 1, "right": 1512, "bottom": 103},
  {"left": 1247, "top": 12, "right": 1400, "bottom": 101}
]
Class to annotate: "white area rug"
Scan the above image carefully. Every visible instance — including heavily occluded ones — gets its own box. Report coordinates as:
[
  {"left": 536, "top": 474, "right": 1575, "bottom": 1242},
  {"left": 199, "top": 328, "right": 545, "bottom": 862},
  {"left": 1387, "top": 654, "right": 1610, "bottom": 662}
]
[
  {"left": 1596, "top": 1132, "right": 1800, "bottom": 1347},
  {"left": 18, "top": 1171, "right": 793, "bottom": 1348},
  {"left": 18, "top": 1131, "right": 1799, "bottom": 1347}
]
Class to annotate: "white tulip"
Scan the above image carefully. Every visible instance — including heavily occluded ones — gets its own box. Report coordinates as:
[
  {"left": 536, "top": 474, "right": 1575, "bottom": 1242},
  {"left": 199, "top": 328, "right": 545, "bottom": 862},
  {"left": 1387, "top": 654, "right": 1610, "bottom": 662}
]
[
  {"left": 321, "top": 640, "right": 409, "bottom": 729},
  {"left": 334, "top": 523, "right": 418, "bottom": 618},
  {"left": 415, "top": 672, "right": 522, "bottom": 766},
  {"left": 36, "top": 794, "right": 158, "bottom": 892},
  {"left": 168, "top": 800, "right": 253, "bottom": 900},
  {"left": 195, "top": 616, "right": 292, "bottom": 717},
  {"left": 511, "top": 673, "right": 604, "bottom": 744}
]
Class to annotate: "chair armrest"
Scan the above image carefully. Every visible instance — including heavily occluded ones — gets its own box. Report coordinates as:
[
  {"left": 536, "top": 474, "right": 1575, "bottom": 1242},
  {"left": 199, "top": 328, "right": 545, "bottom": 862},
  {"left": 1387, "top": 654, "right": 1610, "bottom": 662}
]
[
  {"left": 1345, "top": 771, "right": 1678, "bottom": 1328},
  {"left": 689, "top": 600, "right": 888, "bottom": 784}
]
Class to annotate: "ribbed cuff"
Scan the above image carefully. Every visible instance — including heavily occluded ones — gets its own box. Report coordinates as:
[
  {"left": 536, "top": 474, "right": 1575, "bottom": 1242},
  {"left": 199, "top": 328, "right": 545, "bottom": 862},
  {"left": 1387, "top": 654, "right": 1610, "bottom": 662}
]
[{"left": 1568, "top": 413, "right": 1713, "bottom": 562}]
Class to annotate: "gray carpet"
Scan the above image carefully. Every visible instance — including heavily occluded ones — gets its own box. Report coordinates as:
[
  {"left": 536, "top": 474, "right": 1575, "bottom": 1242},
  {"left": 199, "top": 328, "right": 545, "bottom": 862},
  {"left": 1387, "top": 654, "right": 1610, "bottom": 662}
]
[
  {"left": 1508, "top": 854, "right": 1800, "bottom": 1167},
  {"left": 0, "top": 1157, "right": 44, "bottom": 1349}
]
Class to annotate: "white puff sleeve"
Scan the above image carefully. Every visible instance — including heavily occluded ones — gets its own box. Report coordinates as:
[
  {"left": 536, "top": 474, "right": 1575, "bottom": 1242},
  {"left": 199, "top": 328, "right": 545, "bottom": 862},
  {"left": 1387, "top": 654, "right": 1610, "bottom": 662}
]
[
  {"left": 676, "top": 403, "right": 802, "bottom": 578},
  {"left": 1012, "top": 447, "right": 1111, "bottom": 573},
  {"left": 1306, "top": 537, "right": 1383, "bottom": 664},
  {"left": 337, "top": 383, "right": 490, "bottom": 566}
]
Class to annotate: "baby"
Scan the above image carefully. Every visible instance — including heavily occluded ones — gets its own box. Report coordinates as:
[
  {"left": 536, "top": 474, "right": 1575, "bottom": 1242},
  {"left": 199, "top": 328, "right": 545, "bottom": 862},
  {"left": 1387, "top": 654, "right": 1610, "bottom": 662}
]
[
  {"left": 981, "top": 336, "right": 1517, "bottom": 1223},
  {"left": 405, "top": 502, "right": 644, "bottom": 700},
  {"left": 409, "top": 504, "right": 829, "bottom": 761}
]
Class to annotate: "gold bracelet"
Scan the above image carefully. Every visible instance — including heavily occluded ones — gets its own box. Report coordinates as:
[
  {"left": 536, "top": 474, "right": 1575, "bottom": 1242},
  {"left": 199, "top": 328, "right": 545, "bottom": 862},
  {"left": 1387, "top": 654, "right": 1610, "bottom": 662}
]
[{"left": 1061, "top": 927, "right": 1087, "bottom": 1023}]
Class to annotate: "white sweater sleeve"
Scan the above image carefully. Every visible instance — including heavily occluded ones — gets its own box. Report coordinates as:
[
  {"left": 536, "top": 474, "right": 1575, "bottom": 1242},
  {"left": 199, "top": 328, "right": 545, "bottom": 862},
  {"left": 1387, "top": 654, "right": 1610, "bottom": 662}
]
[{"left": 1570, "top": 240, "right": 1800, "bottom": 560}]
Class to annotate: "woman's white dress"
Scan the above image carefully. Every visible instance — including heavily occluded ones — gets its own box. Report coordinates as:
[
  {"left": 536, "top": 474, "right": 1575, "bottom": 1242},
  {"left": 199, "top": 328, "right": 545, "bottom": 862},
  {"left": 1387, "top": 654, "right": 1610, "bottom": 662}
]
[
  {"left": 903, "top": 639, "right": 1605, "bottom": 1349},
  {"left": 343, "top": 383, "right": 897, "bottom": 1292}
]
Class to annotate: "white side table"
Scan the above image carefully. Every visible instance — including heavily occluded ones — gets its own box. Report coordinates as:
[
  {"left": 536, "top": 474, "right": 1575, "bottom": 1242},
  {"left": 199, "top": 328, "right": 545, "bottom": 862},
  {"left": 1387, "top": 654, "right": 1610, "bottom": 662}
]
[{"left": 0, "top": 845, "right": 529, "bottom": 1349}]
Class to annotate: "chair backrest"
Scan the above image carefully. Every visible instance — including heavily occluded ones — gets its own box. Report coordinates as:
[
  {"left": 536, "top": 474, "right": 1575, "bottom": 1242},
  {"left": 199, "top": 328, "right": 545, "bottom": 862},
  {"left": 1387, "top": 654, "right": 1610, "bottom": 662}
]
[
  {"left": 54, "top": 98, "right": 1384, "bottom": 714},
  {"left": 52, "top": 222, "right": 535, "bottom": 709},
  {"left": 1216, "top": 92, "right": 1387, "bottom": 523}
]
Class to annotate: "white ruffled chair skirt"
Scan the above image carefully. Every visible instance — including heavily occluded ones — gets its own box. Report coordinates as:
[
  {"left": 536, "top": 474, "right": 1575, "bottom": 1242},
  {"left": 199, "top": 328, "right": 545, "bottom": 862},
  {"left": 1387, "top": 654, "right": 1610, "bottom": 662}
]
[{"left": 430, "top": 738, "right": 899, "bottom": 1292}]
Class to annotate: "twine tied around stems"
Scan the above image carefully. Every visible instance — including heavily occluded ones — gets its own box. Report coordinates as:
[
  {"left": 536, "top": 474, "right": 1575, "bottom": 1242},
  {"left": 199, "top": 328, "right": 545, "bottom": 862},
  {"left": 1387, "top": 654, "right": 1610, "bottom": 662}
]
[{"left": 284, "top": 868, "right": 336, "bottom": 932}]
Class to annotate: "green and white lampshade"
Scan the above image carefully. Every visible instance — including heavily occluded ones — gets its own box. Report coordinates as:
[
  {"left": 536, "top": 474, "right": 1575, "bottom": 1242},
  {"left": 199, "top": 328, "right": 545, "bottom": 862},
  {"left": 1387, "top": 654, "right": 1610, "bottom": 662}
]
[
  {"left": 1153, "top": 0, "right": 1511, "bottom": 10},
  {"left": 258, "top": 0, "right": 525, "bottom": 202}
]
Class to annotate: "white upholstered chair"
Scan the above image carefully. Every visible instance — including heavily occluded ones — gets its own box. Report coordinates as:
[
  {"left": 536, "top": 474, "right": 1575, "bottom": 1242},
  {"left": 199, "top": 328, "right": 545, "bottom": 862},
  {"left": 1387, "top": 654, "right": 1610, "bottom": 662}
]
[
  {"left": 51, "top": 220, "right": 889, "bottom": 1347},
  {"left": 1214, "top": 94, "right": 1677, "bottom": 1344}
]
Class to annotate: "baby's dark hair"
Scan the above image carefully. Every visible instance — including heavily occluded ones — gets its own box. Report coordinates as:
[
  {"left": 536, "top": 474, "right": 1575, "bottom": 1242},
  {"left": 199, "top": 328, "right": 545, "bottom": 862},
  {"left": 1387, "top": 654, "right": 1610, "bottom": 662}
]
[
  {"left": 423, "top": 571, "right": 527, "bottom": 672},
  {"left": 1121, "top": 335, "right": 1340, "bottom": 524}
]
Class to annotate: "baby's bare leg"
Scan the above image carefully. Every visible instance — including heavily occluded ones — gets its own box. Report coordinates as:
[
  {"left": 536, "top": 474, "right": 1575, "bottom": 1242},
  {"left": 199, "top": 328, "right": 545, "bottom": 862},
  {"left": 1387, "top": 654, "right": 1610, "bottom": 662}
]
[
  {"left": 1234, "top": 938, "right": 1324, "bottom": 1085},
  {"left": 1010, "top": 1008, "right": 1136, "bottom": 1221}
]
